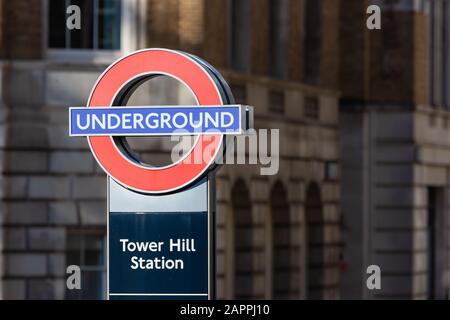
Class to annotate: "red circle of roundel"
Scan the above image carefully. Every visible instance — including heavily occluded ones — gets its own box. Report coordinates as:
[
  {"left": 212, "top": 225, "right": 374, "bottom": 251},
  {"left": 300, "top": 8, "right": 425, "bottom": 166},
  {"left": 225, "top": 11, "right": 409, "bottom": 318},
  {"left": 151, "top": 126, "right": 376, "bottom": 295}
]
[{"left": 87, "top": 49, "right": 223, "bottom": 194}]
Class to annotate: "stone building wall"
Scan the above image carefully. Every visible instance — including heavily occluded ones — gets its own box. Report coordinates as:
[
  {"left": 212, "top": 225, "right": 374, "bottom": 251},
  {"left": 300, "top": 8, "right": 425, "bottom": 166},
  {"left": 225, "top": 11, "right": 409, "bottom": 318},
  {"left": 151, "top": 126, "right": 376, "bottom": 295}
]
[
  {"left": 215, "top": 71, "right": 341, "bottom": 299},
  {"left": 339, "top": 0, "right": 450, "bottom": 299},
  {"left": 341, "top": 106, "right": 450, "bottom": 299},
  {"left": 0, "top": 0, "right": 342, "bottom": 299},
  {"left": 0, "top": 62, "right": 106, "bottom": 299}
]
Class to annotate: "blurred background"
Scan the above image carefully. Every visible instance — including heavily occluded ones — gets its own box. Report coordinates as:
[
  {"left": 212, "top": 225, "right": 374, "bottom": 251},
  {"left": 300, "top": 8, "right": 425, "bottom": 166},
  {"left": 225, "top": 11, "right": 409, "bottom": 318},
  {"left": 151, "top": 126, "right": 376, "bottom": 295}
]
[{"left": 0, "top": 0, "right": 448, "bottom": 300}]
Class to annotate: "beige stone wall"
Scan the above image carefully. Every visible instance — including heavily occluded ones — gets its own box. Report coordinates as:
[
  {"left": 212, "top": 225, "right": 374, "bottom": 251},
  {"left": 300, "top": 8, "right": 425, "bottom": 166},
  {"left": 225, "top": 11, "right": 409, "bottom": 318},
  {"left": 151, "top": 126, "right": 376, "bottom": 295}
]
[
  {"left": 0, "top": 0, "right": 342, "bottom": 300},
  {"left": 341, "top": 104, "right": 450, "bottom": 299},
  {"left": 215, "top": 72, "right": 341, "bottom": 299},
  {"left": 0, "top": 62, "right": 107, "bottom": 299},
  {"left": 413, "top": 106, "right": 450, "bottom": 299},
  {"left": 339, "top": 0, "right": 450, "bottom": 300}
]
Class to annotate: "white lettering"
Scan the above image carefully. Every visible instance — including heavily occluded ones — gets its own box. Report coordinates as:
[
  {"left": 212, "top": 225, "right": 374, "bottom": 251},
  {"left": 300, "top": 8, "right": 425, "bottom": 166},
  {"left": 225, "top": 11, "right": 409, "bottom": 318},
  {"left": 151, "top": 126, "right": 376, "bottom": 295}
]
[
  {"left": 122, "top": 113, "right": 132, "bottom": 129},
  {"left": 120, "top": 239, "right": 164, "bottom": 252},
  {"left": 130, "top": 256, "right": 184, "bottom": 270},
  {"left": 92, "top": 114, "right": 106, "bottom": 129},
  {"left": 76, "top": 109, "right": 241, "bottom": 133},
  {"left": 221, "top": 112, "right": 234, "bottom": 128},
  {"left": 108, "top": 114, "right": 121, "bottom": 129},
  {"left": 204, "top": 112, "right": 219, "bottom": 128},
  {"left": 120, "top": 239, "right": 128, "bottom": 252},
  {"left": 160, "top": 113, "right": 172, "bottom": 129},
  {"left": 131, "top": 256, "right": 139, "bottom": 270},
  {"left": 133, "top": 113, "right": 145, "bottom": 129},
  {"left": 145, "top": 113, "right": 159, "bottom": 129},
  {"left": 173, "top": 113, "right": 188, "bottom": 129},
  {"left": 189, "top": 112, "right": 203, "bottom": 128},
  {"left": 76, "top": 114, "right": 90, "bottom": 130}
]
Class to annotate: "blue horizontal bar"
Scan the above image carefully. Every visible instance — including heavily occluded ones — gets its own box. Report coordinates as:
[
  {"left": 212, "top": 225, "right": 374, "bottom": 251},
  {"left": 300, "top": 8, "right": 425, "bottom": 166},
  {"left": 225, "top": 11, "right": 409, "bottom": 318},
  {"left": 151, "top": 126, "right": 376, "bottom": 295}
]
[{"left": 69, "top": 105, "right": 245, "bottom": 136}]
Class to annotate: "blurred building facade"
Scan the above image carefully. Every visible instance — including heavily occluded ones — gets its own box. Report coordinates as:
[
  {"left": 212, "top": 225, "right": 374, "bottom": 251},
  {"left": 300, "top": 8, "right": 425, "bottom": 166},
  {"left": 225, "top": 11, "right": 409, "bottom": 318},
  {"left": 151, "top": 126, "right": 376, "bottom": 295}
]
[
  {"left": 340, "top": 0, "right": 450, "bottom": 299},
  {"left": 0, "top": 0, "right": 341, "bottom": 300},
  {"left": 0, "top": 0, "right": 446, "bottom": 301}
]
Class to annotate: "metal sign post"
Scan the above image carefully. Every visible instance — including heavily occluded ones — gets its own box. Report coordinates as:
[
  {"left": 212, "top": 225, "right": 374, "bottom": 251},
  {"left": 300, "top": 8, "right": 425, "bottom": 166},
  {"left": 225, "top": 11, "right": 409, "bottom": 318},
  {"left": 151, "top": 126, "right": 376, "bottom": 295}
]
[
  {"left": 69, "top": 49, "right": 253, "bottom": 300},
  {"left": 107, "top": 177, "right": 213, "bottom": 299}
]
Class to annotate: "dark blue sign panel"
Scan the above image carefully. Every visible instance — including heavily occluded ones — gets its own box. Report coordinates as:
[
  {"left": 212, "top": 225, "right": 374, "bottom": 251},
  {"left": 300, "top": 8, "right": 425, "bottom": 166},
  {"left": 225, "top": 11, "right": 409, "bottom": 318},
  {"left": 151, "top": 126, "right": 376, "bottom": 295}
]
[
  {"left": 70, "top": 105, "right": 244, "bottom": 136},
  {"left": 108, "top": 212, "right": 208, "bottom": 300}
]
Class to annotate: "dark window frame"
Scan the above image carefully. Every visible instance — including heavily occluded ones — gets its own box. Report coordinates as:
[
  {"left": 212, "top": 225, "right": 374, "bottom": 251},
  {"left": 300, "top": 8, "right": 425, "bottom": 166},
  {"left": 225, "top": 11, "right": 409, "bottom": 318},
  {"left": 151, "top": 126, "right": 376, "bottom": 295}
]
[
  {"left": 47, "top": 0, "right": 122, "bottom": 51},
  {"left": 65, "top": 228, "right": 107, "bottom": 300}
]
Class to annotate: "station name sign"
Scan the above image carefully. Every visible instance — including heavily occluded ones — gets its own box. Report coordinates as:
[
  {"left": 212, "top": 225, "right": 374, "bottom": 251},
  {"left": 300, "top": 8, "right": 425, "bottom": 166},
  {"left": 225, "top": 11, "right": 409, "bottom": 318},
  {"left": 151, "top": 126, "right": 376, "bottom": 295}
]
[
  {"left": 69, "top": 105, "right": 251, "bottom": 136},
  {"left": 120, "top": 238, "right": 196, "bottom": 270},
  {"left": 72, "top": 48, "right": 255, "bottom": 299}
]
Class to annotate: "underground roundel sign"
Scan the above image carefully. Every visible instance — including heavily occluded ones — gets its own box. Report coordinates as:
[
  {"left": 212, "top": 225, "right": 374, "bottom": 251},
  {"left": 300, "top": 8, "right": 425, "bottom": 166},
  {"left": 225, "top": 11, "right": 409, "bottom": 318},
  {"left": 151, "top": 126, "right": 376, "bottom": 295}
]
[{"left": 69, "top": 48, "right": 252, "bottom": 194}]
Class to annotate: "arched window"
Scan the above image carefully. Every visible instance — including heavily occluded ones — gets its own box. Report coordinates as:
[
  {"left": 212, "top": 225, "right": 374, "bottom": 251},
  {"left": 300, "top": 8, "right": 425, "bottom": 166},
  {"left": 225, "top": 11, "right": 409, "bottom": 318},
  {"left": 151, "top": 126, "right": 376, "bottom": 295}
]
[
  {"left": 231, "top": 179, "right": 253, "bottom": 299},
  {"left": 271, "top": 181, "right": 298, "bottom": 299},
  {"left": 268, "top": 0, "right": 288, "bottom": 79},
  {"left": 305, "top": 182, "right": 324, "bottom": 299},
  {"left": 230, "top": 0, "right": 251, "bottom": 72},
  {"left": 303, "top": 0, "right": 322, "bottom": 85}
]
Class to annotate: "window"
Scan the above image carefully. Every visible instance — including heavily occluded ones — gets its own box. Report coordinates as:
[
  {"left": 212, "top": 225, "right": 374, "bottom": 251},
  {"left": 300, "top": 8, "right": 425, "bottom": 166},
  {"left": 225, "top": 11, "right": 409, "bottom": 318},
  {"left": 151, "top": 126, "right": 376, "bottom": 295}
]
[
  {"left": 428, "top": 0, "right": 449, "bottom": 107},
  {"left": 48, "top": 0, "right": 122, "bottom": 51},
  {"left": 426, "top": 187, "right": 448, "bottom": 299},
  {"left": 427, "top": 187, "right": 437, "bottom": 299},
  {"left": 65, "top": 230, "right": 106, "bottom": 300},
  {"left": 232, "top": 179, "right": 259, "bottom": 299},
  {"left": 304, "top": 96, "right": 319, "bottom": 119},
  {"left": 271, "top": 181, "right": 298, "bottom": 299},
  {"left": 269, "top": 90, "right": 285, "bottom": 114},
  {"left": 268, "top": 0, "right": 288, "bottom": 79},
  {"left": 303, "top": 0, "right": 322, "bottom": 85},
  {"left": 305, "top": 183, "right": 324, "bottom": 299},
  {"left": 230, "top": 0, "right": 251, "bottom": 72}
]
